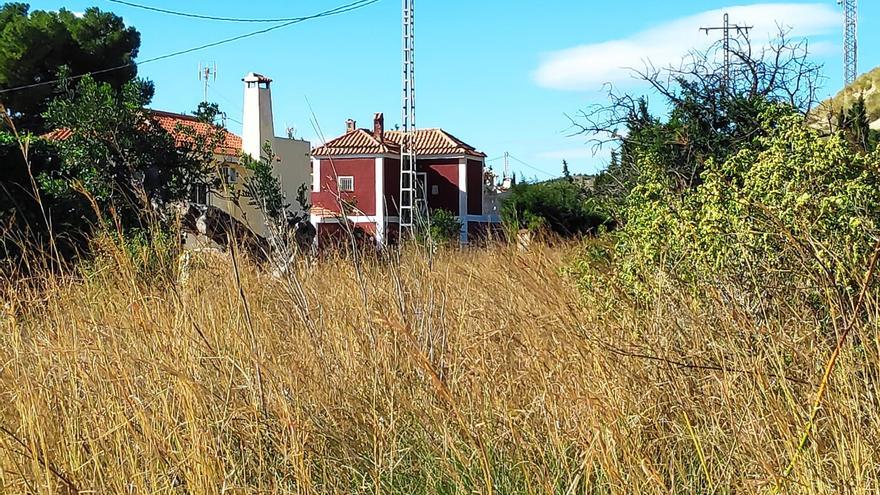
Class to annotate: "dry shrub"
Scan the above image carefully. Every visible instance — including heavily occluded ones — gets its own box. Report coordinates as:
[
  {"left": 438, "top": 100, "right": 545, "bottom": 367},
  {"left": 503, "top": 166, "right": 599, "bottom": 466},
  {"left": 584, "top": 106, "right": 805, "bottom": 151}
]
[{"left": 0, "top": 239, "right": 878, "bottom": 494}]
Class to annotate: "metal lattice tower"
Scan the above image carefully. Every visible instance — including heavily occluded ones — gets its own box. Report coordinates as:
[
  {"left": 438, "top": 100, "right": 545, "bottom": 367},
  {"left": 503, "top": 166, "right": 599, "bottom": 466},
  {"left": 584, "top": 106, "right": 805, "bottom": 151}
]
[
  {"left": 842, "top": 0, "right": 858, "bottom": 85},
  {"left": 700, "top": 13, "right": 752, "bottom": 90},
  {"left": 399, "top": 0, "right": 417, "bottom": 234}
]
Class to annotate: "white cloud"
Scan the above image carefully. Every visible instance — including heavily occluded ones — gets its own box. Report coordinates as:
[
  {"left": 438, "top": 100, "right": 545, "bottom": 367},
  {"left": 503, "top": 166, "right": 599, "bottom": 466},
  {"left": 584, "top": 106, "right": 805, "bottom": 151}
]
[{"left": 534, "top": 3, "right": 840, "bottom": 91}]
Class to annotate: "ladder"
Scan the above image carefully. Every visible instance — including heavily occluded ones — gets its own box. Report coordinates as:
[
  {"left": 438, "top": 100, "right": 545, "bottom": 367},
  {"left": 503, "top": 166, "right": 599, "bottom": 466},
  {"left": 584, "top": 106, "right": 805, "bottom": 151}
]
[{"left": 399, "top": 0, "right": 417, "bottom": 233}]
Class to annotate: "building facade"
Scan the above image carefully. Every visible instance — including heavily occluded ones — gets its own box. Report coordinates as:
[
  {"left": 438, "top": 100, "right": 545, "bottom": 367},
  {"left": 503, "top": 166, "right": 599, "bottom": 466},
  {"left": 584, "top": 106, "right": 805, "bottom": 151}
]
[
  {"left": 45, "top": 72, "right": 312, "bottom": 241},
  {"left": 310, "top": 113, "right": 498, "bottom": 246}
]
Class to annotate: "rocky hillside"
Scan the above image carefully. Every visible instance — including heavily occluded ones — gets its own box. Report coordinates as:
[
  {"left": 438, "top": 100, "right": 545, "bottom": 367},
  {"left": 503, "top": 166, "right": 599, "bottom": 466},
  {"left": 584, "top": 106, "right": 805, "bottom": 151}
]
[{"left": 816, "top": 66, "right": 880, "bottom": 129}]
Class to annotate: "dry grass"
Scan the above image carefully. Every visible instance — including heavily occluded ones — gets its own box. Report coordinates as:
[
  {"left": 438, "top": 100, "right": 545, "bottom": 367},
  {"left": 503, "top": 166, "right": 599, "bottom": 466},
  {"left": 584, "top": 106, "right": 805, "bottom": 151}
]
[{"left": 1, "top": 238, "right": 879, "bottom": 494}]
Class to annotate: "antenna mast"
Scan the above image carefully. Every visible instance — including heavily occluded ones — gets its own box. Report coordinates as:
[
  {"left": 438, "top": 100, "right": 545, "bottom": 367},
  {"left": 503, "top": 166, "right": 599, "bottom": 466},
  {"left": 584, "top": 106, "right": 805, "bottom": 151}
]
[
  {"left": 841, "top": 0, "right": 858, "bottom": 85},
  {"left": 198, "top": 62, "right": 217, "bottom": 103},
  {"left": 700, "top": 13, "right": 752, "bottom": 90},
  {"left": 399, "top": 0, "right": 417, "bottom": 235}
]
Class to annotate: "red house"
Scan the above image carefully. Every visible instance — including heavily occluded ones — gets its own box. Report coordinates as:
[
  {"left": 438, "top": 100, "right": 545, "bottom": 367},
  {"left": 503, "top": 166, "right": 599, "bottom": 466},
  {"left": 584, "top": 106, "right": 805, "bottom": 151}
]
[{"left": 310, "top": 113, "right": 493, "bottom": 246}]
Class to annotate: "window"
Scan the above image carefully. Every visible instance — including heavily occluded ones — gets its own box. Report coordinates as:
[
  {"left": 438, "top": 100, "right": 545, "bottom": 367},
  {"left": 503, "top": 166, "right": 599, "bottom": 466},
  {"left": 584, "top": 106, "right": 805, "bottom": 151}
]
[
  {"left": 337, "top": 176, "right": 354, "bottom": 192},
  {"left": 189, "top": 183, "right": 208, "bottom": 205},
  {"left": 220, "top": 166, "right": 237, "bottom": 184}
]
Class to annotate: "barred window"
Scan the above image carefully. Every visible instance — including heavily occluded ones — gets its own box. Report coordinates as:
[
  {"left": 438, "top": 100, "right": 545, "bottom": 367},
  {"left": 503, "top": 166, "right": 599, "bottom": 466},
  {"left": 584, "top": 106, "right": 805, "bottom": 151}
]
[{"left": 337, "top": 176, "right": 354, "bottom": 192}]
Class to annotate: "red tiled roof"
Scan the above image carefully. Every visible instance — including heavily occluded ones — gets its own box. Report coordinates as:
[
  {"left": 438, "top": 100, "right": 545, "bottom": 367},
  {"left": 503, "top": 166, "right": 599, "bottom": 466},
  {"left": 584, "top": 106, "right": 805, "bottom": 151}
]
[
  {"left": 150, "top": 110, "right": 241, "bottom": 156},
  {"left": 312, "top": 127, "right": 486, "bottom": 158},
  {"left": 42, "top": 128, "right": 74, "bottom": 141},
  {"left": 312, "top": 129, "right": 397, "bottom": 156},
  {"left": 42, "top": 109, "right": 242, "bottom": 156}
]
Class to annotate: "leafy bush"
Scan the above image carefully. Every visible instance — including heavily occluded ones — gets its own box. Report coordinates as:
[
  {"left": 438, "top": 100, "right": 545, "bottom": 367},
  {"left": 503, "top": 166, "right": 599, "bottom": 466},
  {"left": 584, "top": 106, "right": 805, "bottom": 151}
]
[
  {"left": 596, "top": 103, "right": 880, "bottom": 297},
  {"left": 501, "top": 180, "right": 609, "bottom": 236},
  {"left": 428, "top": 209, "right": 462, "bottom": 243},
  {"left": 414, "top": 209, "right": 461, "bottom": 247},
  {"left": 43, "top": 75, "right": 212, "bottom": 221}
]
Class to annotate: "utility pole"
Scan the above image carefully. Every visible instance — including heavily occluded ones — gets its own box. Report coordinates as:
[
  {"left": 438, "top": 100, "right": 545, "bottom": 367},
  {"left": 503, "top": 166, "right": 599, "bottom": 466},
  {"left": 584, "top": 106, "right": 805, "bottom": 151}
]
[
  {"left": 399, "top": 0, "right": 417, "bottom": 235},
  {"left": 198, "top": 62, "right": 217, "bottom": 103},
  {"left": 840, "top": 0, "right": 858, "bottom": 85},
  {"left": 700, "top": 13, "right": 752, "bottom": 90}
]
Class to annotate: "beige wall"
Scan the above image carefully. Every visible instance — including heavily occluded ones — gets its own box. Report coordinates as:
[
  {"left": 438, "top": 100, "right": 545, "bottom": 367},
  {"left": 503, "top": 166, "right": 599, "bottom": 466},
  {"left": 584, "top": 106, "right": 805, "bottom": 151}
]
[
  {"left": 271, "top": 137, "right": 311, "bottom": 215},
  {"left": 207, "top": 155, "right": 266, "bottom": 235},
  {"left": 205, "top": 137, "right": 311, "bottom": 238}
]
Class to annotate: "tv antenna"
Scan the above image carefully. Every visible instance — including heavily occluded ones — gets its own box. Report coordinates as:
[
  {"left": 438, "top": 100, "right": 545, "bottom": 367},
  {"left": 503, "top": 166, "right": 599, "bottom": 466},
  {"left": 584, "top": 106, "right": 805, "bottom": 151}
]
[
  {"left": 839, "top": 0, "right": 858, "bottom": 85},
  {"left": 198, "top": 62, "right": 217, "bottom": 102},
  {"left": 700, "top": 13, "right": 752, "bottom": 90}
]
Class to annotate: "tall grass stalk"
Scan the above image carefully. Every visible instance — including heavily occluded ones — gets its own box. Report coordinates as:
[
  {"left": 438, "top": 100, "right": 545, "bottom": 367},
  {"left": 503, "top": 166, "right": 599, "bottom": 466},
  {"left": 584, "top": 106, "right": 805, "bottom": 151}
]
[{"left": 1, "top": 237, "right": 878, "bottom": 493}]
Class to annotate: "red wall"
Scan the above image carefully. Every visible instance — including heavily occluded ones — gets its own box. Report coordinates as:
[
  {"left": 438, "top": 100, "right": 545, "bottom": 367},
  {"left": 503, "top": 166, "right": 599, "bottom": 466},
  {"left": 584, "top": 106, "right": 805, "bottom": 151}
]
[
  {"left": 383, "top": 157, "right": 400, "bottom": 216},
  {"left": 421, "top": 158, "right": 459, "bottom": 213},
  {"left": 316, "top": 158, "right": 376, "bottom": 216},
  {"left": 467, "top": 159, "right": 483, "bottom": 215},
  {"left": 316, "top": 222, "right": 377, "bottom": 249},
  {"left": 313, "top": 156, "right": 483, "bottom": 220}
]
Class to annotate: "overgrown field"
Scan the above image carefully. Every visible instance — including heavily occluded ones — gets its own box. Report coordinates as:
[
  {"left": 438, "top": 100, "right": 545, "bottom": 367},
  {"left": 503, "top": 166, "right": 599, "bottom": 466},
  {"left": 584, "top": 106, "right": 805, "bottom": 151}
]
[{"left": 1, "top": 239, "right": 878, "bottom": 494}]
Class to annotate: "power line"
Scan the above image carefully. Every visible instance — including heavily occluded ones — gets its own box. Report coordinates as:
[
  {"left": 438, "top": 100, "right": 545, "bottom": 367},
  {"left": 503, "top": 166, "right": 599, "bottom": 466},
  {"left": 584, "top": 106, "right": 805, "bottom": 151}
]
[
  {"left": 106, "top": 0, "right": 373, "bottom": 23},
  {"left": 699, "top": 13, "right": 752, "bottom": 90},
  {"left": 507, "top": 154, "right": 556, "bottom": 179},
  {"left": 0, "top": 0, "right": 379, "bottom": 95}
]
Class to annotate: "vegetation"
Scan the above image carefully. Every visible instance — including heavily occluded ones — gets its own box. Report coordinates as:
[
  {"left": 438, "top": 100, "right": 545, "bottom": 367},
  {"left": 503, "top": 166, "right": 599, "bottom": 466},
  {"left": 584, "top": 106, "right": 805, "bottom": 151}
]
[
  {"left": 501, "top": 166, "right": 608, "bottom": 236},
  {"left": 576, "top": 32, "right": 823, "bottom": 222},
  {"left": 416, "top": 208, "right": 461, "bottom": 246},
  {"left": 817, "top": 65, "right": 880, "bottom": 125},
  {"left": 0, "top": 3, "right": 140, "bottom": 131},
  {"left": 585, "top": 102, "right": 880, "bottom": 294},
  {"left": 0, "top": 3, "right": 152, "bottom": 262},
  {"left": 1, "top": 5, "right": 880, "bottom": 494},
  {"left": 44, "top": 75, "right": 212, "bottom": 220},
  {"left": 561, "top": 30, "right": 880, "bottom": 495},
  {"left": 1, "top": 236, "right": 879, "bottom": 493}
]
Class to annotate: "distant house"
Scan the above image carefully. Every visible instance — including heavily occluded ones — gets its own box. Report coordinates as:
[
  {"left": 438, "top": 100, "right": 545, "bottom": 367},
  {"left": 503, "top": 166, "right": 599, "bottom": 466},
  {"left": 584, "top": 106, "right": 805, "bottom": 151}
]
[
  {"left": 310, "top": 113, "right": 499, "bottom": 246},
  {"left": 45, "top": 72, "right": 312, "bottom": 239}
]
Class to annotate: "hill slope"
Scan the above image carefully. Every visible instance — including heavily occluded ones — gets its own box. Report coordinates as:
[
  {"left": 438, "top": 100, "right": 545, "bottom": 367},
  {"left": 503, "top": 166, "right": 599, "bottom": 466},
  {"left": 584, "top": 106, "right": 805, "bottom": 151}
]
[{"left": 817, "top": 66, "right": 880, "bottom": 129}]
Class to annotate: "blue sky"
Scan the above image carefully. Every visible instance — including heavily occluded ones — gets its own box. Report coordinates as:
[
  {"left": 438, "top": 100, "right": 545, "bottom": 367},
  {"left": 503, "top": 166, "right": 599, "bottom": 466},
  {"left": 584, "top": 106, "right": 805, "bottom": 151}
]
[{"left": 32, "top": 1, "right": 880, "bottom": 179}]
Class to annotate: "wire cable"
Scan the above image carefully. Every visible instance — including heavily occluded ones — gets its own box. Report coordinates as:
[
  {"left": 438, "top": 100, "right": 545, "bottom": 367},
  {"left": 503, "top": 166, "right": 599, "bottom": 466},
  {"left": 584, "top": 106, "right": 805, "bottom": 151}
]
[
  {"left": 507, "top": 154, "right": 557, "bottom": 178},
  {"left": 0, "top": 0, "right": 379, "bottom": 95},
  {"left": 106, "top": 0, "right": 370, "bottom": 23}
]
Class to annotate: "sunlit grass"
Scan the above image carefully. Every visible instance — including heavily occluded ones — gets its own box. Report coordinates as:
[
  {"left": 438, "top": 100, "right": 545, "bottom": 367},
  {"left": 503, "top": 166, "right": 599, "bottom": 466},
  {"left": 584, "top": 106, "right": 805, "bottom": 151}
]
[{"left": 0, "top": 237, "right": 878, "bottom": 493}]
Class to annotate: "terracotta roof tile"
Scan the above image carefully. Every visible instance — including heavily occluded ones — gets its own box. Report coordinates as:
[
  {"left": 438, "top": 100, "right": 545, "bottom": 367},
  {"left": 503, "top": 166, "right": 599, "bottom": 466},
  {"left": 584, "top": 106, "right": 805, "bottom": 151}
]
[
  {"left": 312, "top": 127, "right": 485, "bottom": 158},
  {"left": 149, "top": 110, "right": 242, "bottom": 155},
  {"left": 311, "top": 129, "right": 395, "bottom": 156},
  {"left": 42, "top": 128, "right": 74, "bottom": 141},
  {"left": 42, "top": 110, "right": 242, "bottom": 156}
]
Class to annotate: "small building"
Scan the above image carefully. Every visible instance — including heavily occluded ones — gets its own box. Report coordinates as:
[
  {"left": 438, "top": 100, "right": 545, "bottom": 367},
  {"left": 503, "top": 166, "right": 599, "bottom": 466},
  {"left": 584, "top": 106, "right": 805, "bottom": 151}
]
[
  {"left": 310, "top": 113, "right": 498, "bottom": 246},
  {"left": 42, "top": 72, "right": 310, "bottom": 240},
  {"left": 215, "top": 72, "right": 310, "bottom": 237}
]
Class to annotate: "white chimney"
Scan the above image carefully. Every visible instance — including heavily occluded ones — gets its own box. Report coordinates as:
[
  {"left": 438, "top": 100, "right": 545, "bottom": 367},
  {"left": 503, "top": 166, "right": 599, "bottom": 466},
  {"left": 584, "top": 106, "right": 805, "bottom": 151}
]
[{"left": 242, "top": 72, "right": 275, "bottom": 160}]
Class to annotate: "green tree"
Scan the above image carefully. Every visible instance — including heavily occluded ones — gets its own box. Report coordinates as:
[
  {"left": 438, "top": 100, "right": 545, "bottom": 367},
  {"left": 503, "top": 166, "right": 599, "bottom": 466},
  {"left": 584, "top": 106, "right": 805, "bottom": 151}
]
[
  {"left": 193, "top": 101, "right": 222, "bottom": 124},
  {"left": 501, "top": 179, "right": 608, "bottom": 237},
  {"left": 0, "top": 3, "right": 140, "bottom": 131},
  {"left": 836, "top": 96, "right": 878, "bottom": 153},
  {"left": 42, "top": 75, "right": 212, "bottom": 231},
  {"left": 576, "top": 33, "right": 821, "bottom": 220},
  {"left": 600, "top": 103, "right": 880, "bottom": 297},
  {"left": 415, "top": 208, "right": 461, "bottom": 247}
]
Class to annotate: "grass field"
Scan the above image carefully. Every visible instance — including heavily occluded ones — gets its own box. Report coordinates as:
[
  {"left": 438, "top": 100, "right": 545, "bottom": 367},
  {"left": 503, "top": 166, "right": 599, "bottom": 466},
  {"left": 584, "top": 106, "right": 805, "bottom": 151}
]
[{"left": 1, "top": 239, "right": 878, "bottom": 494}]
